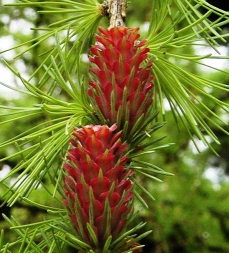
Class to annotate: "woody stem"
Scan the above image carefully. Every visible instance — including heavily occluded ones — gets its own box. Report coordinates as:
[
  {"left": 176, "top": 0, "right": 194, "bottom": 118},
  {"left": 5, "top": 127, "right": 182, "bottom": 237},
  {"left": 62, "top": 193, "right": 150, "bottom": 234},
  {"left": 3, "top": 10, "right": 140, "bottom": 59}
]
[{"left": 101, "top": 0, "right": 127, "bottom": 29}]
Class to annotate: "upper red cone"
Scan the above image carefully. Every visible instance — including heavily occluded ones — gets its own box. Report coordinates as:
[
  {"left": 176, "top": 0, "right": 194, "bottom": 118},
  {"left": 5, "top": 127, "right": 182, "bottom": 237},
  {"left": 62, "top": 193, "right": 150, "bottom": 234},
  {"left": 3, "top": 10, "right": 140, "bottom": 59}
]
[
  {"left": 63, "top": 124, "right": 133, "bottom": 250},
  {"left": 88, "top": 26, "right": 154, "bottom": 135}
]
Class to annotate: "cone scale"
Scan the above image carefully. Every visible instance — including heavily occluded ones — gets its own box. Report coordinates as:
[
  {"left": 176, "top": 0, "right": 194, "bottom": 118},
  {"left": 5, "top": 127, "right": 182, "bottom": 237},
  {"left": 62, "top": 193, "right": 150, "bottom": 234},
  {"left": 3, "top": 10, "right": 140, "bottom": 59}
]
[
  {"left": 63, "top": 124, "right": 134, "bottom": 251},
  {"left": 88, "top": 26, "right": 154, "bottom": 137}
]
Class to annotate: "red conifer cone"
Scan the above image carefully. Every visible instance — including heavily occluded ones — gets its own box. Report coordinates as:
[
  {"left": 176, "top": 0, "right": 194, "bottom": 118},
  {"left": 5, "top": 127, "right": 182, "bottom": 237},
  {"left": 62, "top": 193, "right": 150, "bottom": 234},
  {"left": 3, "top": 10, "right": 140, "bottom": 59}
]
[
  {"left": 63, "top": 124, "right": 133, "bottom": 250},
  {"left": 88, "top": 26, "right": 154, "bottom": 136}
]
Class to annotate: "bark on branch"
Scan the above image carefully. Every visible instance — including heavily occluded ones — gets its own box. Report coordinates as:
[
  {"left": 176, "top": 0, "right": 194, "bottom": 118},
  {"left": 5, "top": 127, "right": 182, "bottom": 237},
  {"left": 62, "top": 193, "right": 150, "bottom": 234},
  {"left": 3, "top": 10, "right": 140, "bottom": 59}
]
[{"left": 101, "top": 0, "right": 127, "bottom": 29}]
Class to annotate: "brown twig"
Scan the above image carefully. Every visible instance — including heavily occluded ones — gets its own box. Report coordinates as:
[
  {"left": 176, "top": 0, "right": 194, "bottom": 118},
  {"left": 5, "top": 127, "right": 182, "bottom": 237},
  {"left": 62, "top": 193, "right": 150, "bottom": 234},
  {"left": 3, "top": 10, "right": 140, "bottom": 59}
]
[{"left": 101, "top": 0, "right": 127, "bottom": 29}]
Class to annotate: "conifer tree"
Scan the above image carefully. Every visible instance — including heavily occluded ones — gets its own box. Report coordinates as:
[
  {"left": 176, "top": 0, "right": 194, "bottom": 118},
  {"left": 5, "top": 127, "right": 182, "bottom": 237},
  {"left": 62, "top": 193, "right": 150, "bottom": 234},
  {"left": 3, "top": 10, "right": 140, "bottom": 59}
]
[{"left": 1, "top": 0, "right": 229, "bottom": 252}]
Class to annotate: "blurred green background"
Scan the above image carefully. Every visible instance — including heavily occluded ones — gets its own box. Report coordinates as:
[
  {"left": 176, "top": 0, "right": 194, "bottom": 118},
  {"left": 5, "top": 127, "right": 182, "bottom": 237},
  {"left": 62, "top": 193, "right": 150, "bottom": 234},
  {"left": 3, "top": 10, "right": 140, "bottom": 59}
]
[{"left": 1, "top": 0, "right": 229, "bottom": 252}]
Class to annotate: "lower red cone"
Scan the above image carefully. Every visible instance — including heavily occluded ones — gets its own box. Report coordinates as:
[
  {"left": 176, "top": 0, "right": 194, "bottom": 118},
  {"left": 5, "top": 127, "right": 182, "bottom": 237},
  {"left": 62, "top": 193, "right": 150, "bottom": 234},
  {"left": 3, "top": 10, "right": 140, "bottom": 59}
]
[{"left": 63, "top": 124, "right": 134, "bottom": 250}]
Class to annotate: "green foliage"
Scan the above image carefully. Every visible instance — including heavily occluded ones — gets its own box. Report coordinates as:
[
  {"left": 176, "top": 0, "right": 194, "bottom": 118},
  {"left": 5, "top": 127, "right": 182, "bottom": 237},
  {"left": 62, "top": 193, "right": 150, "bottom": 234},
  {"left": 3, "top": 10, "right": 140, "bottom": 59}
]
[
  {"left": 134, "top": 140, "right": 229, "bottom": 253},
  {"left": 146, "top": 0, "right": 229, "bottom": 151}
]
